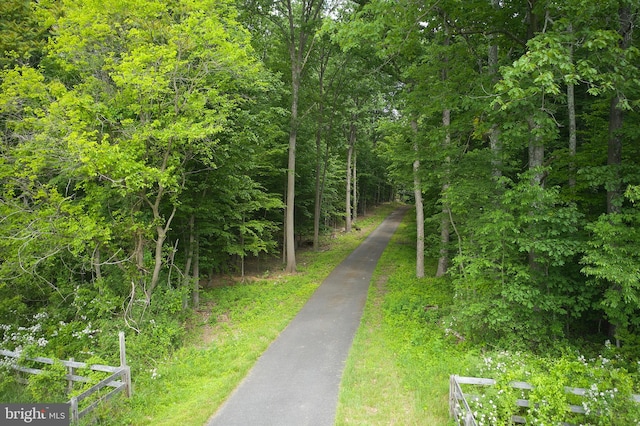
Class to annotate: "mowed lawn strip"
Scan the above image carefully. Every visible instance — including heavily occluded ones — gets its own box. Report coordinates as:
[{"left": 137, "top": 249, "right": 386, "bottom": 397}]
[{"left": 336, "top": 210, "right": 474, "bottom": 426}]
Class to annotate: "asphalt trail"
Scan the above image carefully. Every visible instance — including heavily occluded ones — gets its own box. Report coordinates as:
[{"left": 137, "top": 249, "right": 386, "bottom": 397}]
[{"left": 206, "top": 207, "right": 408, "bottom": 426}]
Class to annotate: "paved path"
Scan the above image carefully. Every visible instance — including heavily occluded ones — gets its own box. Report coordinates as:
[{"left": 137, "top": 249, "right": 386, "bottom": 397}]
[{"left": 206, "top": 207, "right": 408, "bottom": 426}]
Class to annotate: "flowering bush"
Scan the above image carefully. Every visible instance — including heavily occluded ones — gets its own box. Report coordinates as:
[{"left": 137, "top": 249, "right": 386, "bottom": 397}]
[
  {"left": 466, "top": 349, "right": 640, "bottom": 425},
  {"left": 0, "top": 310, "right": 103, "bottom": 360}
]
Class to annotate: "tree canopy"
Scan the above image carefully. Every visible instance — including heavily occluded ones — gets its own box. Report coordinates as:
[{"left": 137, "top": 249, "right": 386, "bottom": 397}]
[{"left": 1, "top": 0, "right": 640, "bottom": 364}]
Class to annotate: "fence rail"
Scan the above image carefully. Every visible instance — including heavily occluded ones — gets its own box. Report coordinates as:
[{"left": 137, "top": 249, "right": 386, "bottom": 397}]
[
  {"left": 450, "top": 375, "right": 640, "bottom": 426},
  {"left": 1, "top": 331, "right": 132, "bottom": 423}
]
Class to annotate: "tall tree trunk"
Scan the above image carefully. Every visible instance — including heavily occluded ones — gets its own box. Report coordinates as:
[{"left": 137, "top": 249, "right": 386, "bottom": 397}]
[
  {"left": 192, "top": 237, "right": 199, "bottom": 309},
  {"left": 436, "top": 108, "right": 451, "bottom": 277},
  {"left": 436, "top": 25, "right": 452, "bottom": 278},
  {"left": 528, "top": 122, "right": 545, "bottom": 187},
  {"left": 313, "top": 102, "right": 324, "bottom": 250},
  {"left": 527, "top": 117, "right": 545, "bottom": 270},
  {"left": 93, "top": 244, "right": 102, "bottom": 282},
  {"left": 345, "top": 121, "right": 355, "bottom": 233},
  {"left": 489, "top": 0, "right": 502, "bottom": 179},
  {"left": 184, "top": 214, "right": 195, "bottom": 281},
  {"left": 567, "top": 82, "right": 577, "bottom": 188},
  {"left": 411, "top": 120, "right": 425, "bottom": 278},
  {"left": 148, "top": 208, "right": 176, "bottom": 304},
  {"left": 281, "top": 0, "right": 324, "bottom": 272},
  {"left": 567, "top": 24, "right": 577, "bottom": 188},
  {"left": 240, "top": 215, "right": 246, "bottom": 279},
  {"left": 183, "top": 214, "right": 195, "bottom": 309},
  {"left": 606, "top": 5, "right": 633, "bottom": 344},
  {"left": 285, "top": 65, "right": 299, "bottom": 273},
  {"left": 313, "top": 48, "right": 330, "bottom": 251},
  {"left": 352, "top": 149, "right": 357, "bottom": 223},
  {"left": 607, "top": 102, "right": 624, "bottom": 214},
  {"left": 607, "top": 5, "right": 632, "bottom": 214},
  {"left": 146, "top": 184, "right": 177, "bottom": 304},
  {"left": 282, "top": 185, "right": 287, "bottom": 263}
]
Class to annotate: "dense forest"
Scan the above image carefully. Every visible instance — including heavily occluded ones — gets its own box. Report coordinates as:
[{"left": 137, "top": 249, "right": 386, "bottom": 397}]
[{"left": 1, "top": 0, "right": 640, "bottom": 414}]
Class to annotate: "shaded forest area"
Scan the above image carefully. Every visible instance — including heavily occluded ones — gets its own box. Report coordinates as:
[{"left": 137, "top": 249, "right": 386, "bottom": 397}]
[{"left": 1, "top": 0, "right": 640, "bottom": 383}]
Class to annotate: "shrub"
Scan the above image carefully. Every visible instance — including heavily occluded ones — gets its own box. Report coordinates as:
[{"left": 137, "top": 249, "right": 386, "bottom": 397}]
[
  {"left": 468, "top": 350, "right": 640, "bottom": 425},
  {"left": 26, "top": 360, "right": 68, "bottom": 402}
]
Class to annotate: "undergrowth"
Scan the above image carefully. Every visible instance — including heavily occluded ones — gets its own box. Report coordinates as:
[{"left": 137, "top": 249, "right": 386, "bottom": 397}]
[{"left": 337, "top": 207, "right": 640, "bottom": 425}]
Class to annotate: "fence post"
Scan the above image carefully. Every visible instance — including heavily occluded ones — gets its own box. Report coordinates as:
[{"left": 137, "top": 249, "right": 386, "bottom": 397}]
[
  {"left": 464, "top": 411, "right": 474, "bottom": 426},
  {"left": 70, "top": 396, "right": 79, "bottom": 423},
  {"left": 119, "top": 331, "right": 132, "bottom": 397},
  {"left": 68, "top": 357, "right": 75, "bottom": 393},
  {"left": 449, "top": 375, "right": 455, "bottom": 418}
]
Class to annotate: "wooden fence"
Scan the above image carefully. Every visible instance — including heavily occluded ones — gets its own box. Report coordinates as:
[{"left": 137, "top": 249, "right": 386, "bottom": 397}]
[
  {"left": 450, "top": 375, "right": 640, "bottom": 426},
  {"left": 0, "top": 331, "right": 132, "bottom": 423}
]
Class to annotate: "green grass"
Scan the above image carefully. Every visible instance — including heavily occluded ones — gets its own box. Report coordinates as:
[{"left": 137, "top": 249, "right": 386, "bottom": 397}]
[
  {"left": 85, "top": 202, "right": 401, "bottom": 426},
  {"left": 336, "top": 211, "right": 478, "bottom": 425},
  {"left": 335, "top": 278, "right": 422, "bottom": 425}
]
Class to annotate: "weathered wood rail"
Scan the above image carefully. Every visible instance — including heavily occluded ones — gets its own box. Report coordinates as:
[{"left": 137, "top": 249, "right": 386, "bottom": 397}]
[
  {"left": 0, "top": 331, "right": 132, "bottom": 423},
  {"left": 450, "top": 375, "right": 640, "bottom": 426}
]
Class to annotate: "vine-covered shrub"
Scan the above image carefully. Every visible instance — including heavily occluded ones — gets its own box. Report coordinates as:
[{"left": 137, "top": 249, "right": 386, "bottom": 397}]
[
  {"left": 26, "top": 360, "right": 68, "bottom": 402},
  {"left": 468, "top": 348, "right": 640, "bottom": 425}
]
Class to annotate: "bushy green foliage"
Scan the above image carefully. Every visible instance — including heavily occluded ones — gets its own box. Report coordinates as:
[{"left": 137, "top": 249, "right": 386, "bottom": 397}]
[
  {"left": 0, "top": 0, "right": 285, "bottom": 343},
  {"left": 451, "top": 170, "right": 584, "bottom": 346},
  {"left": 469, "top": 348, "right": 640, "bottom": 425},
  {"left": 582, "top": 205, "right": 640, "bottom": 330},
  {"left": 0, "top": 362, "right": 25, "bottom": 403},
  {"left": 26, "top": 360, "right": 67, "bottom": 402}
]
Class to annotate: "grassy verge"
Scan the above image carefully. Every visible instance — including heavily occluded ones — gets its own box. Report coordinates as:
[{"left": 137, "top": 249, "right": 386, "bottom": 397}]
[
  {"left": 89, "top": 203, "right": 400, "bottom": 425},
  {"left": 336, "top": 209, "right": 478, "bottom": 425}
]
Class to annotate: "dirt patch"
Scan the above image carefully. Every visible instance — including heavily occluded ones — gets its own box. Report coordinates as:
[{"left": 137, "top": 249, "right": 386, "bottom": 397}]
[
  {"left": 375, "top": 275, "right": 389, "bottom": 290},
  {"left": 186, "top": 301, "right": 217, "bottom": 348},
  {"left": 374, "top": 275, "right": 389, "bottom": 296},
  {"left": 199, "top": 323, "right": 216, "bottom": 347}
]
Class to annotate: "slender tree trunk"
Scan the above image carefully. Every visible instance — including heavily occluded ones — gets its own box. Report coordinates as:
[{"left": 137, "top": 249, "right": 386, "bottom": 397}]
[
  {"left": 93, "top": 244, "right": 102, "bottom": 282},
  {"left": 317, "top": 121, "right": 332, "bottom": 246},
  {"left": 285, "top": 68, "right": 299, "bottom": 273},
  {"left": 436, "top": 26, "right": 451, "bottom": 278},
  {"left": 607, "top": 103, "right": 624, "bottom": 213},
  {"left": 606, "top": 5, "right": 632, "bottom": 343},
  {"left": 313, "top": 50, "right": 329, "bottom": 251},
  {"left": 436, "top": 109, "right": 451, "bottom": 277},
  {"left": 352, "top": 150, "right": 357, "bottom": 223},
  {"left": 567, "top": 24, "right": 577, "bottom": 188},
  {"left": 313, "top": 103, "right": 324, "bottom": 250},
  {"left": 528, "top": 127, "right": 545, "bottom": 186},
  {"left": 149, "top": 228, "right": 166, "bottom": 304},
  {"left": 411, "top": 120, "right": 425, "bottom": 278},
  {"left": 281, "top": 0, "right": 324, "bottom": 272},
  {"left": 282, "top": 186, "right": 287, "bottom": 263},
  {"left": 134, "top": 231, "right": 145, "bottom": 275},
  {"left": 345, "top": 123, "right": 354, "bottom": 233},
  {"left": 192, "top": 237, "right": 199, "bottom": 309},
  {"left": 182, "top": 214, "right": 195, "bottom": 309},
  {"left": 240, "top": 215, "right": 246, "bottom": 279},
  {"left": 607, "top": 5, "right": 632, "bottom": 214},
  {"left": 184, "top": 214, "right": 195, "bottom": 281},
  {"left": 146, "top": 191, "right": 177, "bottom": 304},
  {"left": 568, "top": 83, "right": 577, "bottom": 187},
  {"left": 488, "top": 18, "right": 501, "bottom": 179},
  {"left": 527, "top": 117, "right": 545, "bottom": 270}
]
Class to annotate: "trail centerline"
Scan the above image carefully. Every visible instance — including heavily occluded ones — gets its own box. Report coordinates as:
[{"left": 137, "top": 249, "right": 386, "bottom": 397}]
[{"left": 206, "top": 207, "right": 408, "bottom": 426}]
